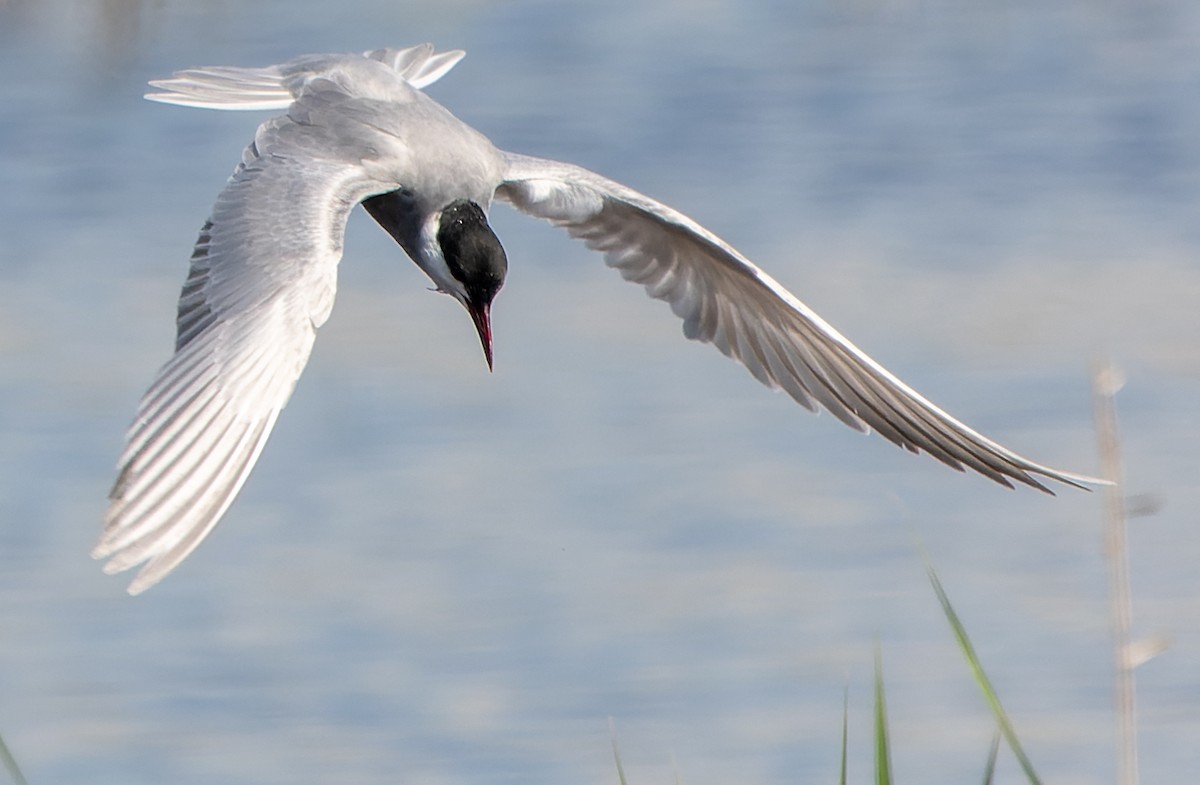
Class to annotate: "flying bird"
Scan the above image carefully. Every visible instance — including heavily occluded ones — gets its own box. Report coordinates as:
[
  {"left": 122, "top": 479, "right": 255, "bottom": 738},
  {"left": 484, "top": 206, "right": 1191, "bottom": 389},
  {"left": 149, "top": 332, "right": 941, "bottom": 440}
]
[{"left": 95, "top": 45, "right": 1102, "bottom": 594}]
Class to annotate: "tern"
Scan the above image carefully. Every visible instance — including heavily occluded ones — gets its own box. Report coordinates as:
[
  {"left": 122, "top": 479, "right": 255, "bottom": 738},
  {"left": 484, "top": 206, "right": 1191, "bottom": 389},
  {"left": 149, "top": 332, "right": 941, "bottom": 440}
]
[{"left": 95, "top": 45, "right": 1102, "bottom": 594}]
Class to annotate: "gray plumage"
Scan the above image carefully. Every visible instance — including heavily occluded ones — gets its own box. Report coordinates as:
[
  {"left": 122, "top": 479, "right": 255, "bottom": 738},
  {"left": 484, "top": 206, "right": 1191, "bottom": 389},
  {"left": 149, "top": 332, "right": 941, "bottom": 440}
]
[{"left": 96, "top": 45, "right": 1102, "bottom": 594}]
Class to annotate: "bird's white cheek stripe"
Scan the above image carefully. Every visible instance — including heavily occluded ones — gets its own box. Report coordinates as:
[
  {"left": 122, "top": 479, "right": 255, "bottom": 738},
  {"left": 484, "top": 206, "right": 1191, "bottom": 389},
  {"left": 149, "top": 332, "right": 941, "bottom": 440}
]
[{"left": 415, "top": 212, "right": 458, "bottom": 296}]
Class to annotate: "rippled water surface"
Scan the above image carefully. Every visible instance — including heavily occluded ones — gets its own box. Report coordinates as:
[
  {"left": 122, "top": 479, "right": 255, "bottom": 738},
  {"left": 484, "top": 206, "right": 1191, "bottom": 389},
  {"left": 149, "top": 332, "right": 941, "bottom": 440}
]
[{"left": 1, "top": 2, "right": 1198, "bottom": 783}]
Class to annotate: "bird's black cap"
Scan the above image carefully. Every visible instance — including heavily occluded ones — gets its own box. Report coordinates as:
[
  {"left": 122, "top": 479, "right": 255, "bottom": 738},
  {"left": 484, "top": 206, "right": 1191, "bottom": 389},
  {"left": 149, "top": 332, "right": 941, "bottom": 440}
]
[{"left": 437, "top": 200, "right": 507, "bottom": 369}]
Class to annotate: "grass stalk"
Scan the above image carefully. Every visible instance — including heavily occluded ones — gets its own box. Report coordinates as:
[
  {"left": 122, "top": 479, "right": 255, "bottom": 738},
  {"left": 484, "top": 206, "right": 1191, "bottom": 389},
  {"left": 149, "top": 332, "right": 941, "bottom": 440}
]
[
  {"left": 981, "top": 731, "right": 1000, "bottom": 785},
  {"left": 840, "top": 687, "right": 849, "bottom": 785},
  {"left": 873, "top": 644, "right": 892, "bottom": 785},
  {"left": 0, "top": 733, "right": 27, "bottom": 785},
  {"left": 609, "top": 717, "right": 628, "bottom": 785},
  {"left": 928, "top": 568, "right": 1042, "bottom": 785},
  {"left": 1091, "top": 358, "right": 1138, "bottom": 785}
]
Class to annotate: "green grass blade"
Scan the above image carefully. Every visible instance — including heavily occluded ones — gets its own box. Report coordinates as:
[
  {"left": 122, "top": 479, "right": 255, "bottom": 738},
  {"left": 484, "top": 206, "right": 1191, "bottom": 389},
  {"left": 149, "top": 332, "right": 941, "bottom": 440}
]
[
  {"left": 982, "top": 730, "right": 1000, "bottom": 785},
  {"left": 608, "top": 717, "right": 628, "bottom": 785},
  {"left": 873, "top": 643, "right": 893, "bottom": 785},
  {"left": 839, "top": 686, "right": 849, "bottom": 785},
  {"left": 928, "top": 567, "right": 1043, "bottom": 785},
  {"left": 0, "top": 733, "right": 27, "bottom": 785}
]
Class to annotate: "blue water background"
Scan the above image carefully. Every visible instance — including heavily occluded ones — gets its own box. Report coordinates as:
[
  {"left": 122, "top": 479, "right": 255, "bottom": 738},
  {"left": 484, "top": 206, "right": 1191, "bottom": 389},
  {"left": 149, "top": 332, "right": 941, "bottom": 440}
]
[{"left": 0, "top": 1, "right": 1198, "bottom": 783}]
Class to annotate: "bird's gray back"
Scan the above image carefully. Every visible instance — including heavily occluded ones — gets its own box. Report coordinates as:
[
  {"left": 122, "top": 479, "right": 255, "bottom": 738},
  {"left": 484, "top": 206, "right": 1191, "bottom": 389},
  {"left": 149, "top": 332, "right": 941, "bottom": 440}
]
[{"left": 276, "top": 56, "right": 505, "bottom": 212}]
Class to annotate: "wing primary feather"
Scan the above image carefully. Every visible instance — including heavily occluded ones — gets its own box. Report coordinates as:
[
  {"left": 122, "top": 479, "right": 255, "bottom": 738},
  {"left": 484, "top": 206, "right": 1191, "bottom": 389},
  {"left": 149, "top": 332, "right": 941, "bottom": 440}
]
[
  {"left": 756, "top": 331, "right": 820, "bottom": 412},
  {"left": 776, "top": 339, "right": 869, "bottom": 432},
  {"left": 124, "top": 416, "right": 275, "bottom": 595},
  {"left": 99, "top": 403, "right": 239, "bottom": 558},
  {"left": 113, "top": 383, "right": 228, "bottom": 506},
  {"left": 826, "top": 351, "right": 1053, "bottom": 490},
  {"left": 118, "top": 359, "right": 221, "bottom": 471}
]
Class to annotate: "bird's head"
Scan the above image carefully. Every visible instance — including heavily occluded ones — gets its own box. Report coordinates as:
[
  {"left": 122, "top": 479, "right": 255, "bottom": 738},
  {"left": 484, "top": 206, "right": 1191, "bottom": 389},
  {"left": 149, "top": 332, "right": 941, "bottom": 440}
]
[
  {"left": 434, "top": 200, "right": 508, "bottom": 370},
  {"left": 359, "top": 192, "right": 507, "bottom": 370}
]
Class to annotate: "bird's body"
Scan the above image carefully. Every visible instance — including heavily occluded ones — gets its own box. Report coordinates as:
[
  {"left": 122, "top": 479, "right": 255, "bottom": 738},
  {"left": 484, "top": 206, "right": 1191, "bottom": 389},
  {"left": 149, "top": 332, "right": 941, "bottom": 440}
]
[{"left": 96, "top": 45, "right": 1101, "bottom": 594}]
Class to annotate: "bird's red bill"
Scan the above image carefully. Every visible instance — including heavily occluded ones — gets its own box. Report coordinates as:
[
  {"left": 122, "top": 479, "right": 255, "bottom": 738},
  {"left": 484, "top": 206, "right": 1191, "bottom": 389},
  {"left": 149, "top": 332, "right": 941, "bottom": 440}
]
[{"left": 469, "top": 302, "right": 494, "bottom": 371}]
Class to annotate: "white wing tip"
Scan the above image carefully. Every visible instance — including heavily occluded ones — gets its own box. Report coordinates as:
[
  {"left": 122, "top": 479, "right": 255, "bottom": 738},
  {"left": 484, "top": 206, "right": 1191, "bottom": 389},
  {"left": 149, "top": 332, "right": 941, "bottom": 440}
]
[
  {"left": 144, "top": 91, "right": 293, "bottom": 111},
  {"left": 1046, "top": 469, "right": 1114, "bottom": 489}
]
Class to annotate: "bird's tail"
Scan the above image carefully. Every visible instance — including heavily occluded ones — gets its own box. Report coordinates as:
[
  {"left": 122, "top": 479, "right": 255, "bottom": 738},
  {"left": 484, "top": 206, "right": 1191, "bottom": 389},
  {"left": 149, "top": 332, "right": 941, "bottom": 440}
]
[
  {"left": 145, "top": 64, "right": 293, "bottom": 110},
  {"left": 145, "top": 43, "right": 465, "bottom": 111},
  {"left": 362, "top": 45, "right": 465, "bottom": 89}
]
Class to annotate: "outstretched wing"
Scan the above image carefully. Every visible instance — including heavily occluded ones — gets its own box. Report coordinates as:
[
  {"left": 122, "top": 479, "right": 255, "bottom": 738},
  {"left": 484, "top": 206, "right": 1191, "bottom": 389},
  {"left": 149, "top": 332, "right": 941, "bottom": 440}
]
[
  {"left": 496, "top": 152, "right": 1100, "bottom": 493},
  {"left": 96, "top": 85, "right": 396, "bottom": 594}
]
